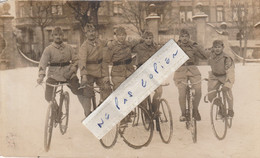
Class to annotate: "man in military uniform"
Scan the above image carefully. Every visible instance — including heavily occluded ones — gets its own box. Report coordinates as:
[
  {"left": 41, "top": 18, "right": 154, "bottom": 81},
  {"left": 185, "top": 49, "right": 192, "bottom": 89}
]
[
  {"left": 79, "top": 24, "right": 112, "bottom": 117},
  {"left": 37, "top": 27, "right": 84, "bottom": 114},
  {"left": 208, "top": 40, "right": 235, "bottom": 117},
  {"left": 133, "top": 31, "right": 162, "bottom": 114},
  {"left": 104, "top": 26, "right": 136, "bottom": 90},
  {"left": 174, "top": 29, "right": 207, "bottom": 121}
]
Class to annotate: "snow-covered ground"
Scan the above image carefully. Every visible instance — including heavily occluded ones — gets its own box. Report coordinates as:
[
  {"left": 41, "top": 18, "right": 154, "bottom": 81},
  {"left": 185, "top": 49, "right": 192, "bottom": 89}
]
[{"left": 0, "top": 63, "right": 260, "bottom": 158}]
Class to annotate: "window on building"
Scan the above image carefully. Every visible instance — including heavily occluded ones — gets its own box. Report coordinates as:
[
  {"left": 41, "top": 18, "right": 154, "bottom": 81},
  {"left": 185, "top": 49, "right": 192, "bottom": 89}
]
[
  {"left": 19, "top": 4, "right": 25, "bottom": 17},
  {"left": 217, "top": 6, "right": 224, "bottom": 22},
  {"left": 113, "top": 1, "right": 123, "bottom": 15},
  {"left": 52, "top": 5, "right": 63, "bottom": 15},
  {"left": 233, "top": 6, "right": 245, "bottom": 22},
  {"left": 179, "top": 6, "right": 193, "bottom": 23}
]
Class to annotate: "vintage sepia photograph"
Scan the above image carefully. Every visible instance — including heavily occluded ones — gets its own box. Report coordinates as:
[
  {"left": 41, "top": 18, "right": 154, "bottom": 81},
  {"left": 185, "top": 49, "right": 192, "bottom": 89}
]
[{"left": 0, "top": 0, "right": 260, "bottom": 157}]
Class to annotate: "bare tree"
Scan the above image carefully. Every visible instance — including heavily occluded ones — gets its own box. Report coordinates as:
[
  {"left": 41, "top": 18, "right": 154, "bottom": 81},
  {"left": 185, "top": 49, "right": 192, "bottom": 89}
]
[
  {"left": 119, "top": 1, "right": 147, "bottom": 36},
  {"left": 66, "top": 1, "right": 100, "bottom": 32},
  {"left": 231, "top": 1, "right": 258, "bottom": 65},
  {"left": 27, "top": 1, "right": 56, "bottom": 52}
]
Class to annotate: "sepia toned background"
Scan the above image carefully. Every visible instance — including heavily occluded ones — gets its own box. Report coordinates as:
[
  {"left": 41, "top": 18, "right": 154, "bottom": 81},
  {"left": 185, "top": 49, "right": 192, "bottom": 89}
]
[{"left": 1, "top": 0, "right": 260, "bottom": 157}]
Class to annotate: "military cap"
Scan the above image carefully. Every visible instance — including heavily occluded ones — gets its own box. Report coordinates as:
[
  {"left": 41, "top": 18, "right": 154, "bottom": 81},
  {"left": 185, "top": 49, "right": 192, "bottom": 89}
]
[
  {"left": 142, "top": 31, "right": 153, "bottom": 38},
  {"left": 85, "top": 23, "right": 95, "bottom": 32},
  {"left": 213, "top": 40, "right": 224, "bottom": 47},
  {"left": 52, "top": 27, "right": 63, "bottom": 35},
  {"left": 115, "top": 26, "right": 126, "bottom": 35},
  {"left": 180, "top": 28, "right": 190, "bottom": 36}
]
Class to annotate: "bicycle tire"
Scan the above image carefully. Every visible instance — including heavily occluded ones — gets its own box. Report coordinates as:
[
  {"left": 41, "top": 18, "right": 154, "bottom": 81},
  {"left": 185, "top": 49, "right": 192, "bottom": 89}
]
[
  {"left": 59, "top": 91, "right": 70, "bottom": 135},
  {"left": 191, "top": 118, "right": 197, "bottom": 143},
  {"left": 210, "top": 98, "right": 227, "bottom": 140},
  {"left": 227, "top": 118, "right": 232, "bottom": 128},
  {"left": 120, "top": 106, "right": 154, "bottom": 149},
  {"left": 141, "top": 106, "right": 150, "bottom": 130},
  {"left": 99, "top": 124, "right": 119, "bottom": 149},
  {"left": 44, "top": 102, "right": 54, "bottom": 152},
  {"left": 158, "top": 99, "right": 173, "bottom": 144}
]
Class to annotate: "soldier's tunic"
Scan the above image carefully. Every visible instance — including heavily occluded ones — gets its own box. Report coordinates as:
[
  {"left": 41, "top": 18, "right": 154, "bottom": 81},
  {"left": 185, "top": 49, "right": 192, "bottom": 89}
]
[
  {"left": 208, "top": 52, "right": 235, "bottom": 108},
  {"left": 78, "top": 39, "right": 111, "bottom": 99},
  {"left": 173, "top": 40, "right": 207, "bottom": 115},
  {"left": 38, "top": 42, "right": 81, "bottom": 101},
  {"left": 105, "top": 40, "right": 136, "bottom": 89},
  {"left": 133, "top": 42, "right": 162, "bottom": 112}
]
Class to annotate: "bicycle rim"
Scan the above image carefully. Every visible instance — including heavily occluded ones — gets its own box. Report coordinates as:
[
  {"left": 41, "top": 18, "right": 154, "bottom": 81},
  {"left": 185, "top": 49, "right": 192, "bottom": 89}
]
[
  {"left": 99, "top": 124, "right": 119, "bottom": 149},
  {"left": 158, "top": 99, "right": 173, "bottom": 144},
  {"left": 210, "top": 98, "right": 227, "bottom": 140},
  {"left": 120, "top": 106, "right": 154, "bottom": 149},
  {"left": 59, "top": 91, "right": 70, "bottom": 135},
  {"left": 44, "top": 102, "right": 54, "bottom": 152}
]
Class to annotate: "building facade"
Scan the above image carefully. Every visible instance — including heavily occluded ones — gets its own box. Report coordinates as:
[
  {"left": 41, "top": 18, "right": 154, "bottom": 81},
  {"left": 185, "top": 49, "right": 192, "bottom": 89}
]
[{"left": 14, "top": 0, "right": 260, "bottom": 60}]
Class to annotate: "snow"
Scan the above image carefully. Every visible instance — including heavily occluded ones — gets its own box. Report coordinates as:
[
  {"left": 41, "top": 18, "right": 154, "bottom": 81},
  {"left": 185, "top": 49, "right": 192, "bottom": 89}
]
[{"left": 0, "top": 63, "right": 260, "bottom": 157}]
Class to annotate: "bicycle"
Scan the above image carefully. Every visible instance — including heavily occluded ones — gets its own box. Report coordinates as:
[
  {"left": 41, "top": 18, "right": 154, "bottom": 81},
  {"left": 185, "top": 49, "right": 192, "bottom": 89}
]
[
  {"left": 81, "top": 84, "right": 154, "bottom": 149},
  {"left": 181, "top": 78, "right": 207, "bottom": 143},
  {"left": 79, "top": 84, "right": 119, "bottom": 149},
  {"left": 43, "top": 82, "right": 70, "bottom": 152},
  {"left": 204, "top": 84, "right": 233, "bottom": 140},
  {"left": 140, "top": 84, "right": 173, "bottom": 144}
]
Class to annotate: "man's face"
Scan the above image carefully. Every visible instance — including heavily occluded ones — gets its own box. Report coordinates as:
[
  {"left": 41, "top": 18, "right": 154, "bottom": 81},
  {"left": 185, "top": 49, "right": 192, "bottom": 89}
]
[
  {"left": 86, "top": 29, "right": 96, "bottom": 41},
  {"left": 179, "top": 34, "right": 189, "bottom": 44},
  {"left": 116, "top": 34, "right": 127, "bottom": 43},
  {"left": 212, "top": 45, "right": 224, "bottom": 55},
  {"left": 144, "top": 36, "right": 153, "bottom": 46},
  {"left": 52, "top": 33, "right": 63, "bottom": 44}
]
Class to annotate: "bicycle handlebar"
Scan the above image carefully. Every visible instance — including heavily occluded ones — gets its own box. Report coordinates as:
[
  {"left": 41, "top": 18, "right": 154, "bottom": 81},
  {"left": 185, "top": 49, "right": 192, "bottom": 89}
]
[
  {"left": 181, "top": 78, "right": 208, "bottom": 86},
  {"left": 36, "top": 82, "right": 69, "bottom": 88}
]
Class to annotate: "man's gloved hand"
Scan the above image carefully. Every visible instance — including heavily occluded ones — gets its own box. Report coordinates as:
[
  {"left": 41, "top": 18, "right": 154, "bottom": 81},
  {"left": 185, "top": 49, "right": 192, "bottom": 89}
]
[
  {"left": 221, "top": 86, "right": 229, "bottom": 92},
  {"left": 81, "top": 75, "right": 88, "bottom": 86},
  {"left": 37, "top": 75, "right": 44, "bottom": 84}
]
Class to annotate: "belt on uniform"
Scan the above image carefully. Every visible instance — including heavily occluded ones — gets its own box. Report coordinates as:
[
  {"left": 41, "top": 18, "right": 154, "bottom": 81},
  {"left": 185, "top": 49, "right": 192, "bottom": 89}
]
[
  {"left": 86, "top": 58, "right": 103, "bottom": 64},
  {"left": 49, "top": 61, "right": 71, "bottom": 67},
  {"left": 213, "top": 72, "right": 226, "bottom": 77},
  {"left": 183, "top": 61, "right": 194, "bottom": 66},
  {"left": 113, "top": 58, "right": 132, "bottom": 66}
]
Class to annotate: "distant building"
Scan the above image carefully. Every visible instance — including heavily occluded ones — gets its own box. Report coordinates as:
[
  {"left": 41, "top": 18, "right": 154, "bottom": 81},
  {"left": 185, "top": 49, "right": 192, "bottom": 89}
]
[{"left": 14, "top": 0, "right": 260, "bottom": 59}]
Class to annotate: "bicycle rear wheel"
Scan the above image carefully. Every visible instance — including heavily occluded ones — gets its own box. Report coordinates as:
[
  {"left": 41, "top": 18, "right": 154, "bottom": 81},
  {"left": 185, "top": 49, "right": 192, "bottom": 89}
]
[
  {"left": 59, "top": 91, "right": 69, "bottom": 135},
  {"left": 120, "top": 106, "right": 154, "bottom": 149},
  {"left": 210, "top": 98, "right": 227, "bottom": 140},
  {"left": 158, "top": 99, "right": 173, "bottom": 144},
  {"left": 44, "top": 102, "right": 54, "bottom": 152},
  {"left": 99, "top": 124, "right": 119, "bottom": 149}
]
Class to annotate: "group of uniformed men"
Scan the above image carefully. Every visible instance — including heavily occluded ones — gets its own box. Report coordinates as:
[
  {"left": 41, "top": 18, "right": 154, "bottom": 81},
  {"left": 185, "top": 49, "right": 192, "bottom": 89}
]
[{"left": 37, "top": 24, "right": 235, "bottom": 122}]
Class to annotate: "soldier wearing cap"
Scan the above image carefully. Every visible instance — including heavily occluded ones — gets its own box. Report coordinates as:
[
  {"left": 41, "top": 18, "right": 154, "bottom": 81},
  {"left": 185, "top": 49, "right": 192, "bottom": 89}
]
[
  {"left": 79, "top": 23, "right": 112, "bottom": 117},
  {"left": 133, "top": 31, "right": 162, "bottom": 113},
  {"left": 174, "top": 28, "right": 207, "bottom": 121},
  {"left": 208, "top": 40, "right": 235, "bottom": 117},
  {"left": 104, "top": 26, "right": 138, "bottom": 89},
  {"left": 37, "top": 27, "right": 85, "bottom": 114}
]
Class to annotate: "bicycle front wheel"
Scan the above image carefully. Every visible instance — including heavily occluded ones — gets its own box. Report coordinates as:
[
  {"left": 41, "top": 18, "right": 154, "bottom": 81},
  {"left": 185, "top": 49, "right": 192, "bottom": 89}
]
[
  {"left": 191, "top": 118, "right": 197, "bottom": 143},
  {"left": 99, "top": 124, "right": 119, "bottom": 149},
  {"left": 158, "top": 99, "right": 173, "bottom": 144},
  {"left": 44, "top": 102, "right": 54, "bottom": 152},
  {"left": 210, "top": 98, "right": 227, "bottom": 140},
  {"left": 120, "top": 106, "right": 154, "bottom": 149},
  {"left": 59, "top": 91, "right": 70, "bottom": 135}
]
